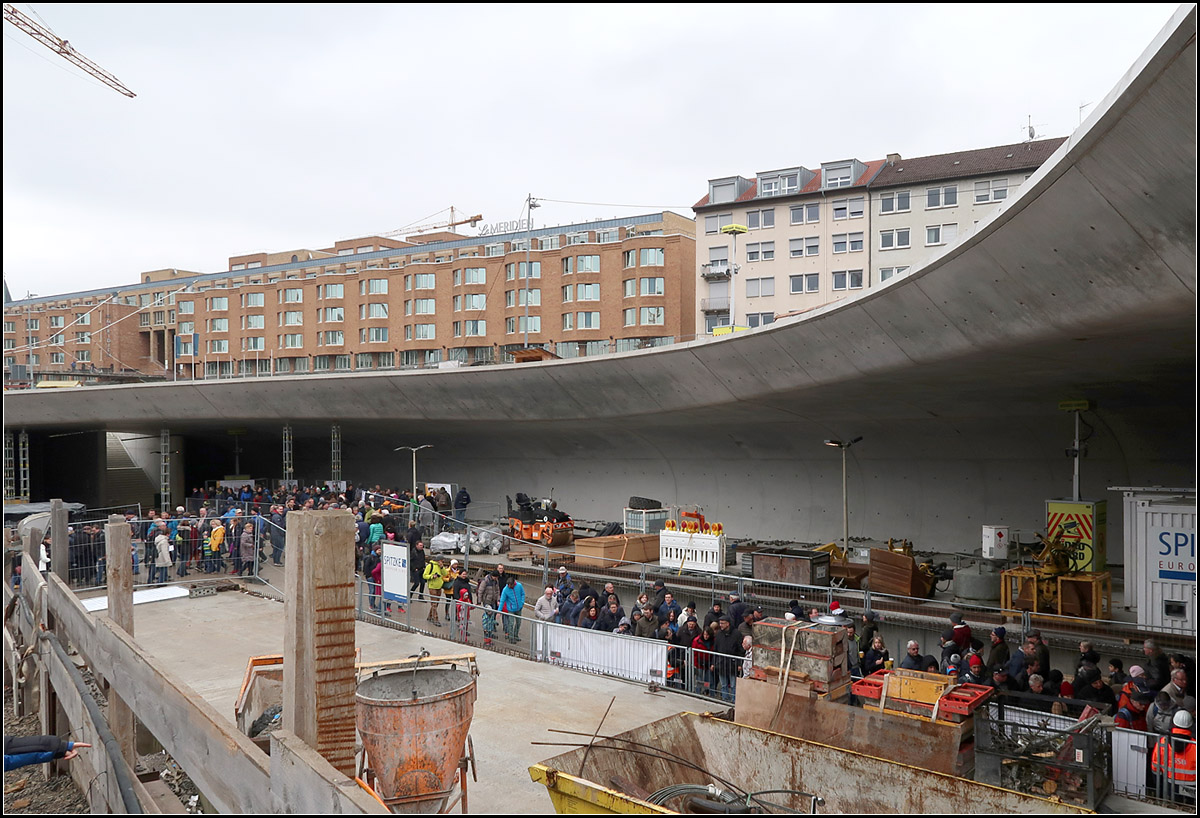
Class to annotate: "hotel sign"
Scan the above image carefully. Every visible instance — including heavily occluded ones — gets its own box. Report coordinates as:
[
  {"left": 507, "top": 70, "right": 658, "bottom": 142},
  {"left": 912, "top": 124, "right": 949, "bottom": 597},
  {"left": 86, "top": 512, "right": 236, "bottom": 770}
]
[{"left": 478, "top": 219, "right": 530, "bottom": 237}]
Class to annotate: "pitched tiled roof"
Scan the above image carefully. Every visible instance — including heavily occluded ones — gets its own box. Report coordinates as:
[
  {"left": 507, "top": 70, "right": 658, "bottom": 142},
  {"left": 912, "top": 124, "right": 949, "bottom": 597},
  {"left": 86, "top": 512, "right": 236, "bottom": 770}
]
[
  {"left": 693, "top": 159, "right": 887, "bottom": 211},
  {"left": 871, "top": 138, "right": 1067, "bottom": 189}
]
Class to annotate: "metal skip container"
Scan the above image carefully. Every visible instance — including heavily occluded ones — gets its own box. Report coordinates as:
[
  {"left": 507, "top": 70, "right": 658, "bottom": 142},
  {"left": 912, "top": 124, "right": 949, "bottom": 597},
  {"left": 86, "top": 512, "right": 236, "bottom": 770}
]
[{"left": 357, "top": 666, "right": 477, "bottom": 813}]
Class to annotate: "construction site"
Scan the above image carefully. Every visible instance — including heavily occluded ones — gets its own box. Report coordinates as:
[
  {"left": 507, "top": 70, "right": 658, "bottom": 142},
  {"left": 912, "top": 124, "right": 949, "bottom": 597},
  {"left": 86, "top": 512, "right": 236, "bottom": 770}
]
[{"left": 3, "top": 3, "right": 1197, "bottom": 816}]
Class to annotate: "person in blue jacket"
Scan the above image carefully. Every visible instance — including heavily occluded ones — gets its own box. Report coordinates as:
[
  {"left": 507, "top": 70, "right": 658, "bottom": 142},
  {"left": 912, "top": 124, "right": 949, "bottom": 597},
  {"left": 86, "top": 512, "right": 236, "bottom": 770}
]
[
  {"left": 499, "top": 575, "right": 526, "bottom": 643},
  {"left": 5, "top": 735, "right": 90, "bottom": 771}
]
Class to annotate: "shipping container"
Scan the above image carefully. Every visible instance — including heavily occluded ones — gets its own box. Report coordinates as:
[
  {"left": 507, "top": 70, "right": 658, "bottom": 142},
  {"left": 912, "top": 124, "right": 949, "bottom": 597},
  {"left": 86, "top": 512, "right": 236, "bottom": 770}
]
[
  {"left": 1111, "top": 486, "right": 1195, "bottom": 609},
  {"left": 1131, "top": 498, "right": 1196, "bottom": 633}
]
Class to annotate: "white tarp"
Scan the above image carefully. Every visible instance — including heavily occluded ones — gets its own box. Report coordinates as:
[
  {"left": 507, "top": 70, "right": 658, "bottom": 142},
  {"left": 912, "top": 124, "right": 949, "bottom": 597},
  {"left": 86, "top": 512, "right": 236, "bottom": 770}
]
[
  {"left": 537, "top": 622, "right": 668, "bottom": 684},
  {"left": 82, "top": 585, "right": 190, "bottom": 611}
]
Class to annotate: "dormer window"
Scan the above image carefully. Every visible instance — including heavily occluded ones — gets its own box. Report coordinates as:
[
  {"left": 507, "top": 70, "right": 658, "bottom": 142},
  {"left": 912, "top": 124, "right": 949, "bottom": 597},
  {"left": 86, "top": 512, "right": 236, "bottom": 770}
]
[
  {"left": 825, "top": 165, "right": 852, "bottom": 188},
  {"left": 760, "top": 178, "right": 779, "bottom": 197}
]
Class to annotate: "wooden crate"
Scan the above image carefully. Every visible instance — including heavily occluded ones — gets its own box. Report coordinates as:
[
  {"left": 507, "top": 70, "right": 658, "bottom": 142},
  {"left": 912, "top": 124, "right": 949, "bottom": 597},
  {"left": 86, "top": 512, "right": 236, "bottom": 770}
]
[
  {"left": 751, "top": 618, "right": 845, "bottom": 656},
  {"left": 751, "top": 646, "right": 844, "bottom": 683},
  {"left": 752, "top": 663, "right": 846, "bottom": 693},
  {"left": 573, "top": 534, "right": 658, "bottom": 567}
]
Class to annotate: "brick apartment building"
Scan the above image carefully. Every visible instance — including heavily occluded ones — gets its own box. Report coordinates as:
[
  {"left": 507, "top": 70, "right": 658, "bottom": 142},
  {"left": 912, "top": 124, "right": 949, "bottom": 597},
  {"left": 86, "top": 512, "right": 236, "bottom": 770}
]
[
  {"left": 693, "top": 138, "right": 1066, "bottom": 332},
  {"left": 3, "top": 212, "right": 696, "bottom": 382}
]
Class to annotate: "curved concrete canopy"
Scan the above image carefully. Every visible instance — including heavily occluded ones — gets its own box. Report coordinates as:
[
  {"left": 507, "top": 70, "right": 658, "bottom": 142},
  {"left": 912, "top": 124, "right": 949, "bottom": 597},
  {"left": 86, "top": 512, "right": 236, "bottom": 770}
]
[{"left": 6, "top": 6, "right": 1196, "bottom": 549}]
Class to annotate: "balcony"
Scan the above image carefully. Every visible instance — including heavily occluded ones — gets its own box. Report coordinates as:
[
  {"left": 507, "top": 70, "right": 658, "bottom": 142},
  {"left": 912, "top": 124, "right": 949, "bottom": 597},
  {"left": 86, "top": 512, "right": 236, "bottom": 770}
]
[
  {"left": 700, "top": 297, "right": 730, "bottom": 313},
  {"left": 701, "top": 262, "right": 731, "bottom": 281}
]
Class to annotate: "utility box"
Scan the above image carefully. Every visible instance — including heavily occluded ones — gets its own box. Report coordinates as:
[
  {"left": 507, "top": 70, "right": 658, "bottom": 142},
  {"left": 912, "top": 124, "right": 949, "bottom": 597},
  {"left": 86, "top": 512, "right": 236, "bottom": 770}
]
[
  {"left": 1045, "top": 499, "right": 1107, "bottom": 572},
  {"left": 751, "top": 549, "right": 831, "bottom": 587},
  {"left": 982, "top": 525, "right": 1011, "bottom": 560},
  {"left": 1111, "top": 486, "right": 1195, "bottom": 610},
  {"left": 1130, "top": 498, "right": 1195, "bottom": 632}
]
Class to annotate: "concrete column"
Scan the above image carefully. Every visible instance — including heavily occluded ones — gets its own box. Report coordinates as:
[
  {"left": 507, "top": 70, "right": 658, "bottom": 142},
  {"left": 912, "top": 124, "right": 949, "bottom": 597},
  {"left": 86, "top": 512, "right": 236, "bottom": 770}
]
[
  {"left": 50, "top": 498, "right": 68, "bottom": 586},
  {"left": 104, "top": 513, "right": 136, "bottom": 766},
  {"left": 283, "top": 510, "right": 356, "bottom": 777}
]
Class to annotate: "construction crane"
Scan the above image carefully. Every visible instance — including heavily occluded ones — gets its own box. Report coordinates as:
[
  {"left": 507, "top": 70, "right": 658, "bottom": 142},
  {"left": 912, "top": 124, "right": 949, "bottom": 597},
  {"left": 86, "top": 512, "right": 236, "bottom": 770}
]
[
  {"left": 3, "top": 3, "right": 136, "bottom": 98},
  {"left": 381, "top": 208, "right": 482, "bottom": 240}
]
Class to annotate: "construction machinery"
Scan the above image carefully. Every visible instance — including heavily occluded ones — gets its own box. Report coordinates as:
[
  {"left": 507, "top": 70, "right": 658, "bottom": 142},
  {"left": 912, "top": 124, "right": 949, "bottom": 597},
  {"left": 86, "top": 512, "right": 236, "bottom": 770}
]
[
  {"left": 1000, "top": 521, "right": 1112, "bottom": 618},
  {"left": 381, "top": 208, "right": 482, "bottom": 240},
  {"left": 3, "top": 4, "right": 135, "bottom": 97},
  {"left": 506, "top": 493, "right": 574, "bottom": 548}
]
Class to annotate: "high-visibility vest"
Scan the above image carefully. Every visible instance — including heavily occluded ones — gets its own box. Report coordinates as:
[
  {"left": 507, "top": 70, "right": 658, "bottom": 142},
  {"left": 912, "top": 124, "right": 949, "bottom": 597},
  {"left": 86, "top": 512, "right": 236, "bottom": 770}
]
[{"left": 1152, "top": 729, "right": 1197, "bottom": 783}]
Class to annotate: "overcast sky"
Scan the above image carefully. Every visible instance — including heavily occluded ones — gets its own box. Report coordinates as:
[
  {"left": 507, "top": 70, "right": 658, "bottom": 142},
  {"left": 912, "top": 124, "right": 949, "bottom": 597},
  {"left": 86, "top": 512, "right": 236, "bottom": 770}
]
[{"left": 2, "top": 3, "right": 1184, "bottom": 298}]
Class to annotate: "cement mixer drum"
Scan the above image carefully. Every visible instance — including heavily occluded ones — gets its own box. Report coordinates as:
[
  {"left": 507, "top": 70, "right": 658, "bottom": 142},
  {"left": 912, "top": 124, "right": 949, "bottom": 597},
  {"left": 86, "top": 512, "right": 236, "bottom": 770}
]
[{"left": 357, "top": 666, "right": 477, "bottom": 814}]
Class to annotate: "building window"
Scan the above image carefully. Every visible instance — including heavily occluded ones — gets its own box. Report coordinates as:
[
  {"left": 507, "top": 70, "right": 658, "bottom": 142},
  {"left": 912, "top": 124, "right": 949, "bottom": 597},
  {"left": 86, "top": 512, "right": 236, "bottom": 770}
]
[
  {"left": 745, "top": 242, "right": 775, "bottom": 262},
  {"left": 507, "top": 316, "right": 539, "bottom": 334},
  {"left": 576, "top": 311, "right": 601, "bottom": 329},
  {"left": 208, "top": 318, "right": 229, "bottom": 333},
  {"left": 623, "top": 250, "right": 636, "bottom": 268},
  {"left": 454, "top": 321, "right": 463, "bottom": 337},
  {"left": 283, "top": 334, "right": 303, "bottom": 348},
  {"left": 576, "top": 255, "right": 600, "bottom": 273},
  {"left": 596, "top": 228, "right": 619, "bottom": 243},
  {"left": 321, "top": 331, "right": 343, "bottom": 345},
  {"left": 623, "top": 279, "right": 635, "bottom": 298},
  {"left": 179, "top": 321, "right": 195, "bottom": 334},
  {"left": 518, "top": 261, "right": 541, "bottom": 279},
  {"left": 464, "top": 320, "right": 486, "bottom": 337},
  {"left": 245, "top": 315, "right": 265, "bottom": 330},
  {"left": 243, "top": 292, "right": 265, "bottom": 307},
  {"left": 323, "top": 283, "right": 344, "bottom": 299},
  {"left": 577, "top": 283, "right": 600, "bottom": 301},
  {"left": 464, "top": 293, "right": 486, "bottom": 310},
  {"left": 561, "top": 312, "right": 574, "bottom": 331},
  {"left": 746, "top": 312, "right": 775, "bottom": 328},
  {"left": 566, "top": 232, "right": 588, "bottom": 245},
  {"left": 832, "top": 270, "right": 865, "bottom": 291},
  {"left": 324, "top": 307, "right": 344, "bottom": 322},
  {"left": 879, "top": 266, "right": 910, "bottom": 282},
  {"left": 832, "top": 233, "right": 863, "bottom": 253},
  {"left": 244, "top": 336, "right": 266, "bottom": 351},
  {"left": 880, "top": 228, "right": 910, "bottom": 250},
  {"left": 639, "top": 277, "right": 664, "bottom": 296},
  {"left": 281, "top": 311, "right": 302, "bottom": 326},
  {"left": 832, "top": 197, "right": 864, "bottom": 220},
  {"left": 879, "top": 191, "right": 910, "bottom": 214},
  {"left": 639, "top": 248, "right": 664, "bottom": 266},
  {"left": 484, "top": 243, "right": 505, "bottom": 256},
  {"left": 464, "top": 267, "right": 485, "bottom": 284},
  {"left": 413, "top": 299, "right": 435, "bottom": 315},
  {"left": 640, "top": 307, "right": 665, "bottom": 326},
  {"left": 413, "top": 273, "right": 435, "bottom": 289},
  {"left": 209, "top": 297, "right": 228, "bottom": 311},
  {"left": 415, "top": 323, "right": 436, "bottom": 340},
  {"left": 47, "top": 316, "right": 65, "bottom": 329},
  {"left": 974, "top": 179, "right": 1008, "bottom": 203},
  {"left": 790, "top": 274, "right": 819, "bottom": 294},
  {"left": 623, "top": 308, "right": 636, "bottom": 326},
  {"left": 562, "top": 285, "right": 574, "bottom": 302},
  {"left": 746, "top": 277, "right": 775, "bottom": 297},
  {"left": 704, "top": 213, "right": 733, "bottom": 234},
  {"left": 926, "top": 185, "right": 958, "bottom": 209},
  {"left": 926, "top": 224, "right": 958, "bottom": 246},
  {"left": 209, "top": 339, "right": 229, "bottom": 354},
  {"left": 561, "top": 257, "right": 574, "bottom": 276},
  {"left": 516, "top": 288, "right": 539, "bottom": 307},
  {"left": 367, "top": 327, "right": 388, "bottom": 342},
  {"left": 283, "top": 289, "right": 303, "bottom": 303},
  {"left": 824, "top": 165, "right": 852, "bottom": 188},
  {"left": 746, "top": 209, "right": 775, "bottom": 230},
  {"left": 790, "top": 203, "right": 820, "bottom": 224},
  {"left": 540, "top": 235, "right": 561, "bottom": 250},
  {"left": 511, "top": 238, "right": 530, "bottom": 252}
]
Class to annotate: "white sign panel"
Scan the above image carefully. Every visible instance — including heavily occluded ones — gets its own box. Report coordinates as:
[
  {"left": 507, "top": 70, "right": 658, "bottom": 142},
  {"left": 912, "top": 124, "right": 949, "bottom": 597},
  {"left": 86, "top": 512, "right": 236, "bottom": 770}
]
[{"left": 382, "top": 541, "right": 409, "bottom": 605}]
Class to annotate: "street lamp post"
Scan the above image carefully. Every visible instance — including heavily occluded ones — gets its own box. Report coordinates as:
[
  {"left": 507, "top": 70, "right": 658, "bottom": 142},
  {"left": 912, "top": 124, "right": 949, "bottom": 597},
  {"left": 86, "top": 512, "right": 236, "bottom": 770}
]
[
  {"left": 720, "top": 223, "right": 748, "bottom": 329},
  {"left": 824, "top": 436, "right": 863, "bottom": 557},
  {"left": 523, "top": 194, "right": 540, "bottom": 349},
  {"left": 394, "top": 444, "right": 433, "bottom": 523}
]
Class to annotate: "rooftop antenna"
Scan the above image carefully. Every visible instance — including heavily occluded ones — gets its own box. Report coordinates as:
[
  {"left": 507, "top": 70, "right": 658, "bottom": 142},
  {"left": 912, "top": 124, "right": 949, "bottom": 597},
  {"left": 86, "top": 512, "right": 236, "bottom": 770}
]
[
  {"left": 1078, "top": 101, "right": 1093, "bottom": 126},
  {"left": 1023, "top": 114, "right": 1047, "bottom": 142}
]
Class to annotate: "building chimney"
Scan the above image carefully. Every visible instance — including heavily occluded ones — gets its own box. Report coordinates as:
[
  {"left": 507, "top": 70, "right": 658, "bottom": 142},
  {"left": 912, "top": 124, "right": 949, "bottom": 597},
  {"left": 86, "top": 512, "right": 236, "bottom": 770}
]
[{"left": 887, "top": 153, "right": 902, "bottom": 165}]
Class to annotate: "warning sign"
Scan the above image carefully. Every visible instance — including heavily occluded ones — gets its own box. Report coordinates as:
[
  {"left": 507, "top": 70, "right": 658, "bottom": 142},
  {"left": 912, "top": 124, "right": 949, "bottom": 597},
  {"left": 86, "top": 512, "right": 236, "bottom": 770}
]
[{"left": 1046, "top": 500, "right": 1107, "bottom": 572}]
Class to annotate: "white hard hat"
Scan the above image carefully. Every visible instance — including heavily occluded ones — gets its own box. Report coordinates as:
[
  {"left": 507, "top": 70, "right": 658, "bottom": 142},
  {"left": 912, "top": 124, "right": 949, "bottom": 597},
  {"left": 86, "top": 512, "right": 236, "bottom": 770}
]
[{"left": 1174, "top": 709, "right": 1194, "bottom": 729}]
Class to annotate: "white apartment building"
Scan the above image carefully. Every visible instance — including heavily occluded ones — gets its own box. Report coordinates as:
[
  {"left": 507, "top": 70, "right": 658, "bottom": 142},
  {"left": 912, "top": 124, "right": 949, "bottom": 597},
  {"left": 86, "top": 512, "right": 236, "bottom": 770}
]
[{"left": 693, "top": 139, "right": 1066, "bottom": 332}]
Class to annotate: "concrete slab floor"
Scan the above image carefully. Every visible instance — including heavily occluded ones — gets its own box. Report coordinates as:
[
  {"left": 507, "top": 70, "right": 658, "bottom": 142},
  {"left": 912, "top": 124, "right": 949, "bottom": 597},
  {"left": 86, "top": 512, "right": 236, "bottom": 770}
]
[{"left": 127, "top": 588, "right": 695, "bottom": 814}]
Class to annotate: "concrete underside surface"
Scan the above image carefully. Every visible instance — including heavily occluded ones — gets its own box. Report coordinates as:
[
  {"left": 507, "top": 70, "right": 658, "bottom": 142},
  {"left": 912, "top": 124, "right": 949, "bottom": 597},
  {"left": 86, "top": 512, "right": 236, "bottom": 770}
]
[
  {"left": 6, "top": 9, "right": 1196, "bottom": 551},
  {"left": 127, "top": 589, "right": 694, "bottom": 814}
]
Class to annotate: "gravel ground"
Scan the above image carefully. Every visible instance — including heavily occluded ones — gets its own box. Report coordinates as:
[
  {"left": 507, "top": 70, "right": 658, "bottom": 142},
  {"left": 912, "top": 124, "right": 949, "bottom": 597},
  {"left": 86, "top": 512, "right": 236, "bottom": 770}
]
[{"left": 2, "top": 691, "right": 89, "bottom": 814}]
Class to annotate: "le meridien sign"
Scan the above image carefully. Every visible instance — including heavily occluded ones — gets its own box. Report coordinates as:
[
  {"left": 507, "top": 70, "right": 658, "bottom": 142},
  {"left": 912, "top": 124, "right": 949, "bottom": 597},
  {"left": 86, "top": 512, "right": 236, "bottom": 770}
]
[{"left": 478, "top": 219, "right": 530, "bottom": 237}]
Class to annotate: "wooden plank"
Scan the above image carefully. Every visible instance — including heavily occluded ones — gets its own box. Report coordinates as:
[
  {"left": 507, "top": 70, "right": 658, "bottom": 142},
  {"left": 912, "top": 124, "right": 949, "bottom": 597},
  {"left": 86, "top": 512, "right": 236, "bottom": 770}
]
[{"left": 104, "top": 514, "right": 136, "bottom": 767}]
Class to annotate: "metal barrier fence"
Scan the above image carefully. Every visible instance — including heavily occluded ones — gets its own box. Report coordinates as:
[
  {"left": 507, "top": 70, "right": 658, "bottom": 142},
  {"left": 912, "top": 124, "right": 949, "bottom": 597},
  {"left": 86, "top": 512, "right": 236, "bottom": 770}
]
[{"left": 352, "top": 583, "right": 748, "bottom": 704}]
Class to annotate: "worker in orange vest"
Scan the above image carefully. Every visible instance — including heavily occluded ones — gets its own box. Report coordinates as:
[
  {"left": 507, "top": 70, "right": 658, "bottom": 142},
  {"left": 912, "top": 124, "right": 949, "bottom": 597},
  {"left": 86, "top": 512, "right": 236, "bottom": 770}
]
[{"left": 1152, "top": 710, "right": 1196, "bottom": 805}]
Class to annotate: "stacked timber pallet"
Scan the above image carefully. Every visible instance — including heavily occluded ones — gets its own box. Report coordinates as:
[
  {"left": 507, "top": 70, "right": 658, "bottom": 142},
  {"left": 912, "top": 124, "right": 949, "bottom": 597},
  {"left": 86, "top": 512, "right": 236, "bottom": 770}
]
[{"left": 748, "top": 618, "right": 850, "bottom": 700}]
